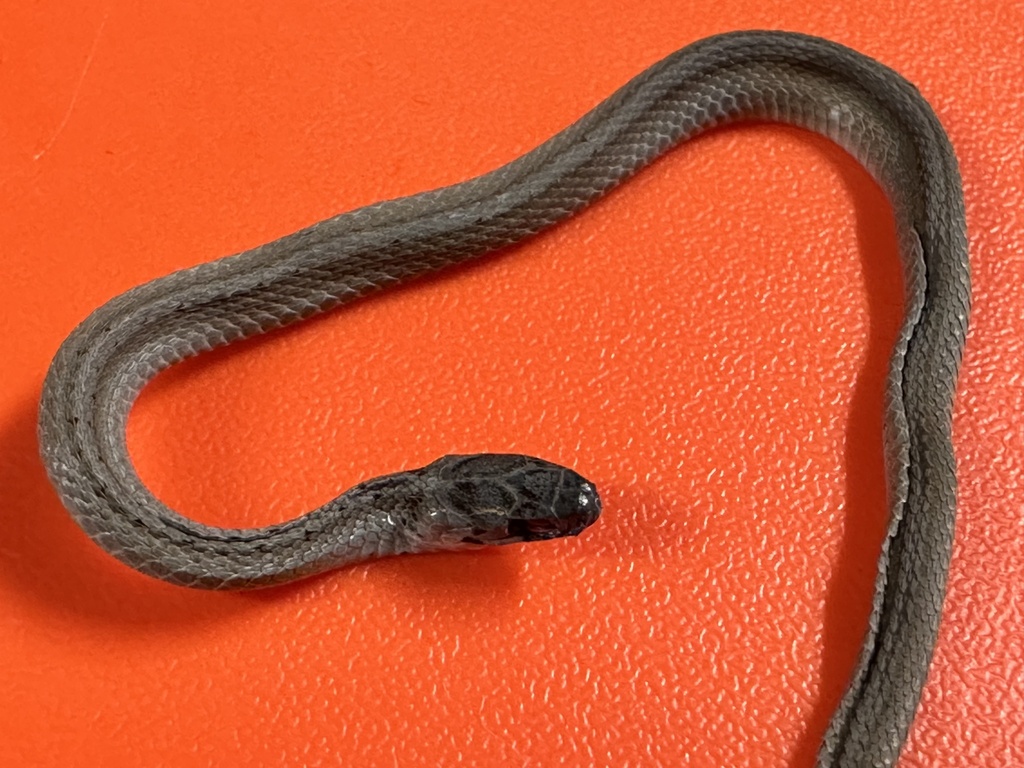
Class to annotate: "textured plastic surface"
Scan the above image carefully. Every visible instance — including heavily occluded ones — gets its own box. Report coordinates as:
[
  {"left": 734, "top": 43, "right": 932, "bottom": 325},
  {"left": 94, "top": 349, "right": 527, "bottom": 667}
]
[{"left": 1, "top": 1, "right": 1021, "bottom": 766}]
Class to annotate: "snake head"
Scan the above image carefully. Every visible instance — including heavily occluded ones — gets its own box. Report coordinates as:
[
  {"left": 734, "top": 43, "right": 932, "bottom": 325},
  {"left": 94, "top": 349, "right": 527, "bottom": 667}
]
[{"left": 418, "top": 454, "right": 601, "bottom": 550}]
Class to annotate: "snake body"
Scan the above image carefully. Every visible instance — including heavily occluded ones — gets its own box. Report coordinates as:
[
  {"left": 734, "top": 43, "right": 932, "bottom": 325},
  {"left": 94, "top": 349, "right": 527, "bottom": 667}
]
[{"left": 38, "top": 31, "right": 969, "bottom": 766}]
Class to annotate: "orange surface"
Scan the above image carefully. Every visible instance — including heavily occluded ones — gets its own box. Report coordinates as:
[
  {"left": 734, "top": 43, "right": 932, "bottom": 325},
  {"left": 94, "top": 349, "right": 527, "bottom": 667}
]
[{"left": 2, "top": 1, "right": 1021, "bottom": 766}]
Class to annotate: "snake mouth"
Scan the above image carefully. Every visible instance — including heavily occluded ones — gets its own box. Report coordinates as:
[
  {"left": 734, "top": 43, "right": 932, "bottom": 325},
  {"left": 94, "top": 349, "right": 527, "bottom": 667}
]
[
  {"left": 507, "top": 508, "right": 601, "bottom": 543},
  {"left": 507, "top": 518, "right": 577, "bottom": 541}
]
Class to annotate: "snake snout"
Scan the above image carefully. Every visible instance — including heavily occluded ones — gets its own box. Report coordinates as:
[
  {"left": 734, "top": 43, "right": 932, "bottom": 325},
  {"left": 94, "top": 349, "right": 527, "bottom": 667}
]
[
  {"left": 560, "top": 479, "right": 602, "bottom": 532},
  {"left": 521, "top": 474, "right": 601, "bottom": 541}
]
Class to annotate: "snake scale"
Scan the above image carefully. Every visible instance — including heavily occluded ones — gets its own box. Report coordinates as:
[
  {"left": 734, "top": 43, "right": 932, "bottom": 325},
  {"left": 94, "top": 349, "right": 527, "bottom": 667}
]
[{"left": 37, "top": 31, "right": 970, "bottom": 766}]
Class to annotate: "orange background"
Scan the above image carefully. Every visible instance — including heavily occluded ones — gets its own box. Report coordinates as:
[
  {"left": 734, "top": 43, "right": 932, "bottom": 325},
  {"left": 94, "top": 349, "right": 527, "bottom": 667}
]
[{"left": 2, "top": 1, "right": 1021, "bottom": 766}]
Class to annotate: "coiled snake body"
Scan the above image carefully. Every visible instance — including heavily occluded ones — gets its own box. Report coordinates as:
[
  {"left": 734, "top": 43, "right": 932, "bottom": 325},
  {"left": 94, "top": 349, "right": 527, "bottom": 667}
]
[{"left": 38, "top": 31, "right": 970, "bottom": 766}]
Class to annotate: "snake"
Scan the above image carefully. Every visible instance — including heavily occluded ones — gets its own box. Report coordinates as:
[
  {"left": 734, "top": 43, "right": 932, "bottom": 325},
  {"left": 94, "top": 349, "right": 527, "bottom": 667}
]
[{"left": 37, "top": 30, "right": 969, "bottom": 766}]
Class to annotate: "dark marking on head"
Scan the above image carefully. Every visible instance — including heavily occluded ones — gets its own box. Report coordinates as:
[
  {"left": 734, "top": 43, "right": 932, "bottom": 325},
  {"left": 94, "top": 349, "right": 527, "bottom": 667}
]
[{"left": 412, "top": 454, "right": 602, "bottom": 551}]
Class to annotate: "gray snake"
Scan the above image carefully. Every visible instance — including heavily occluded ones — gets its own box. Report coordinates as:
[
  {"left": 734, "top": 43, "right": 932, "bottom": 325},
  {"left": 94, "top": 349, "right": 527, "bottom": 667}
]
[{"left": 37, "top": 31, "right": 970, "bottom": 766}]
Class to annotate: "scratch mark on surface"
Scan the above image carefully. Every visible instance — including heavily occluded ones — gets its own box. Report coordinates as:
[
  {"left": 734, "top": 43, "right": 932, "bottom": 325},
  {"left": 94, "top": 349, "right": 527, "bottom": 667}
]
[{"left": 33, "top": 8, "right": 110, "bottom": 161}]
